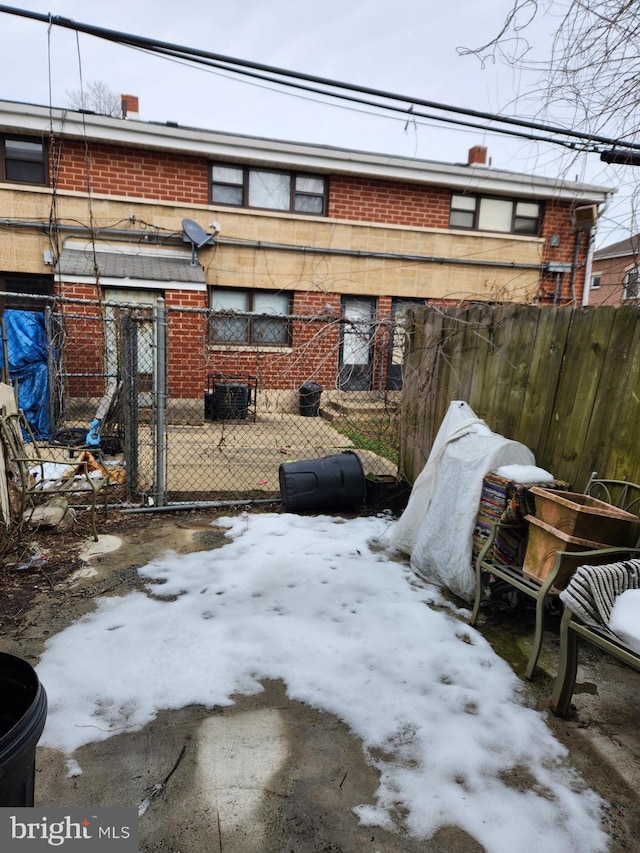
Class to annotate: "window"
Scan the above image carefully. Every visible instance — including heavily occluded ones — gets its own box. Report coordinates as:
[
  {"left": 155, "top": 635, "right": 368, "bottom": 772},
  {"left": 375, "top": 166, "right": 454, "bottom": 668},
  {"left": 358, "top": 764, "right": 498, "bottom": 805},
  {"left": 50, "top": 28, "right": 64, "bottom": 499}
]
[
  {"left": 591, "top": 274, "right": 601, "bottom": 290},
  {"left": 211, "top": 163, "right": 326, "bottom": 215},
  {"left": 623, "top": 268, "right": 640, "bottom": 300},
  {"left": 1, "top": 136, "right": 47, "bottom": 185},
  {"left": 209, "top": 289, "right": 291, "bottom": 346},
  {"left": 0, "top": 274, "right": 54, "bottom": 311},
  {"left": 450, "top": 193, "right": 541, "bottom": 235}
]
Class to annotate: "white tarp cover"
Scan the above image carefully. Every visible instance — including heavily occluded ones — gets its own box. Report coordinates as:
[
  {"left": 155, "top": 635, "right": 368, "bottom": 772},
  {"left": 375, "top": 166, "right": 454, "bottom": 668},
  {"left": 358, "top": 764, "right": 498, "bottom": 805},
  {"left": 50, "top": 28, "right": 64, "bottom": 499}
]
[{"left": 390, "top": 401, "right": 535, "bottom": 602}]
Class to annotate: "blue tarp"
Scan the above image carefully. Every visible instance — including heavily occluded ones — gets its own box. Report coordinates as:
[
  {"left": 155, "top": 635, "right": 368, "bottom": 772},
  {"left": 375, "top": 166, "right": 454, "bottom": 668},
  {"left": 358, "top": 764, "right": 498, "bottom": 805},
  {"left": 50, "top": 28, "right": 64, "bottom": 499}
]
[{"left": 0, "top": 309, "right": 51, "bottom": 439}]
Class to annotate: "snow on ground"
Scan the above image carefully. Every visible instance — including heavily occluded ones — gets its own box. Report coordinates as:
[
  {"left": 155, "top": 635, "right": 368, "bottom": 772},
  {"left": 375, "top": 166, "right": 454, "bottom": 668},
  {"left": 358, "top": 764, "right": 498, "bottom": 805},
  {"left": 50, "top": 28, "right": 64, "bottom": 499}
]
[{"left": 36, "top": 513, "right": 608, "bottom": 853}]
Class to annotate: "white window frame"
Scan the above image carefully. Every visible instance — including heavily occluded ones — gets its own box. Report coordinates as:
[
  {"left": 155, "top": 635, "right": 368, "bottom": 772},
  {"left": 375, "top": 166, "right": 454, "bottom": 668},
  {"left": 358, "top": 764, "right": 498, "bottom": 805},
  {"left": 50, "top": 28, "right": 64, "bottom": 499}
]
[
  {"left": 211, "top": 163, "right": 326, "bottom": 215},
  {"left": 450, "top": 193, "right": 541, "bottom": 235}
]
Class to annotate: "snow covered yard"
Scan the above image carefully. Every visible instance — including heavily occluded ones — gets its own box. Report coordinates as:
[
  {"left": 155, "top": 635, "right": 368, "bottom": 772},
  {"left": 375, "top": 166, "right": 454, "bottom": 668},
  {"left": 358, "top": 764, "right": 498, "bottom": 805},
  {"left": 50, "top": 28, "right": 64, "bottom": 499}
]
[{"left": 36, "top": 512, "right": 608, "bottom": 853}]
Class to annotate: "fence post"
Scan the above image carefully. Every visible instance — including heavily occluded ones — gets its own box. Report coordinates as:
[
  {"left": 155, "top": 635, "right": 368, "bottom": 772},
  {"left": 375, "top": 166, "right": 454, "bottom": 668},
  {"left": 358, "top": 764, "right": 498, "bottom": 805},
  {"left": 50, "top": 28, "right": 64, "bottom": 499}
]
[{"left": 153, "top": 297, "right": 167, "bottom": 507}]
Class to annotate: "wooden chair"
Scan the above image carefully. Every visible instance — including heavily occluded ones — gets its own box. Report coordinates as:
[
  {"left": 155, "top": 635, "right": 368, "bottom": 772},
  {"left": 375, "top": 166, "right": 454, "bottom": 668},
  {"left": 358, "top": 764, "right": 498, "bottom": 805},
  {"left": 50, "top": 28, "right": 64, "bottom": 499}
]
[
  {"left": 0, "top": 406, "right": 109, "bottom": 541},
  {"left": 470, "top": 474, "right": 640, "bottom": 679}
]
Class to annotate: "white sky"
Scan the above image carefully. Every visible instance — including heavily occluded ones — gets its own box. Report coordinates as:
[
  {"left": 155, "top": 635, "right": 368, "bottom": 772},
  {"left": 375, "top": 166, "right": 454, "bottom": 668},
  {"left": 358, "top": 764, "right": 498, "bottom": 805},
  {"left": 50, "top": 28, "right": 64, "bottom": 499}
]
[
  {"left": 0, "top": 1, "right": 635, "bottom": 246},
  {"left": 36, "top": 512, "right": 608, "bottom": 852}
]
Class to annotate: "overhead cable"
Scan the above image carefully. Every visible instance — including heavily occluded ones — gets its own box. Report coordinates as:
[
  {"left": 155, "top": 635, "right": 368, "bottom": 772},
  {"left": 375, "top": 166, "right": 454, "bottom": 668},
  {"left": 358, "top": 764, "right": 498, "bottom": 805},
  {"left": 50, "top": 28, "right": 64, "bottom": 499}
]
[{"left": 0, "top": 3, "right": 638, "bottom": 155}]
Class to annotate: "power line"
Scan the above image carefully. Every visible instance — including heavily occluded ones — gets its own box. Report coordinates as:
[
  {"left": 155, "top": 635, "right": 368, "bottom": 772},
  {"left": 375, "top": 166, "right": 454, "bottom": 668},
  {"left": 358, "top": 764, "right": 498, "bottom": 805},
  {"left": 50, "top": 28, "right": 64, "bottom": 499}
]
[{"left": 0, "top": 3, "right": 638, "bottom": 157}]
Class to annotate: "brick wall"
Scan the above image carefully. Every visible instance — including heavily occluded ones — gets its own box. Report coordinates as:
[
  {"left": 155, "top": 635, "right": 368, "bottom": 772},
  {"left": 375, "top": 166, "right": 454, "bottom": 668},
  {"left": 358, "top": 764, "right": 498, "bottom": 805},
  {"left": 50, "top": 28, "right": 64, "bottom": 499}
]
[
  {"left": 328, "top": 175, "right": 450, "bottom": 227},
  {"left": 59, "top": 283, "right": 106, "bottom": 397},
  {"left": 53, "top": 140, "right": 209, "bottom": 204},
  {"left": 538, "top": 200, "right": 589, "bottom": 304},
  {"left": 590, "top": 255, "right": 634, "bottom": 306}
]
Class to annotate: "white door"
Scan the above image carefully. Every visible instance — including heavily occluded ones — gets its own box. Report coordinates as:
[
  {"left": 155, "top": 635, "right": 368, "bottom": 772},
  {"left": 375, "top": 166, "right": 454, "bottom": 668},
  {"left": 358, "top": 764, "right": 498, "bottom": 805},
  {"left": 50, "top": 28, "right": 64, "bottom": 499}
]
[{"left": 104, "top": 288, "right": 156, "bottom": 406}]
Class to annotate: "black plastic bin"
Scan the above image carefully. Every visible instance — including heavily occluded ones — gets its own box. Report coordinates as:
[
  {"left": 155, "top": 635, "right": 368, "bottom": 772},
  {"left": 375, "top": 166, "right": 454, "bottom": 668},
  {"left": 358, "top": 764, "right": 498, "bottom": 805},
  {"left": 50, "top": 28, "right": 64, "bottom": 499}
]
[
  {"left": 215, "top": 383, "right": 249, "bottom": 420},
  {"left": 299, "top": 382, "right": 323, "bottom": 417},
  {"left": 0, "top": 652, "right": 47, "bottom": 806},
  {"left": 279, "top": 450, "right": 365, "bottom": 512},
  {"left": 364, "top": 475, "right": 412, "bottom": 513}
]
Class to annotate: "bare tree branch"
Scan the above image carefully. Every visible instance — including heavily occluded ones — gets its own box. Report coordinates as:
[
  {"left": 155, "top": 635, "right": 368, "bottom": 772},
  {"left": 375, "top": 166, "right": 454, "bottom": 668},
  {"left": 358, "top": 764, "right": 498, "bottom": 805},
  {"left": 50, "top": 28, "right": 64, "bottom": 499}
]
[{"left": 66, "top": 80, "right": 121, "bottom": 117}]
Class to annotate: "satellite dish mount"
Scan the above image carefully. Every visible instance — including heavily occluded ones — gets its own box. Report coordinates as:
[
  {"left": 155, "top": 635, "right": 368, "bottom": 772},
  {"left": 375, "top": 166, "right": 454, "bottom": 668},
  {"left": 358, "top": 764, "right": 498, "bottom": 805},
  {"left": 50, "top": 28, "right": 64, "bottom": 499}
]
[{"left": 182, "top": 218, "right": 214, "bottom": 266}]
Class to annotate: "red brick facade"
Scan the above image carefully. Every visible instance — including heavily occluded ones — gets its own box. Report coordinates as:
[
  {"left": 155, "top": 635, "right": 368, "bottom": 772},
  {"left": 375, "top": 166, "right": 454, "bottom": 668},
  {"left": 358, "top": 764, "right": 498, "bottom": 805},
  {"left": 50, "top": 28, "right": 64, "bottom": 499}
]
[
  {"left": 328, "top": 176, "right": 450, "bottom": 228},
  {"left": 53, "top": 140, "right": 210, "bottom": 204}
]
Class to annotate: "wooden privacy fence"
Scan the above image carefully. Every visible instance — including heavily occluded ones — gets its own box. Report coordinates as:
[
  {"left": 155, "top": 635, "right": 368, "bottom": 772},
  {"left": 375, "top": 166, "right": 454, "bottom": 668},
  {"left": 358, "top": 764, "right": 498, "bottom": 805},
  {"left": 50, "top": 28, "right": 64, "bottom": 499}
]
[{"left": 399, "top": 303, "right": 640, "bottom": 491}]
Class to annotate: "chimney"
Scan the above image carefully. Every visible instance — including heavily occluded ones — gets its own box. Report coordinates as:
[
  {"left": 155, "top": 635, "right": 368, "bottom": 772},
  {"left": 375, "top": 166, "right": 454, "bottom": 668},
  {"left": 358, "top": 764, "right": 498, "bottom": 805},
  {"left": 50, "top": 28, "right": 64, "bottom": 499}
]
[
  {"left": 468, "top": 145, "right": 488, "bottom": 166},
  {"left": 121, "top": 94, "right": 139, "bottom": 120}
]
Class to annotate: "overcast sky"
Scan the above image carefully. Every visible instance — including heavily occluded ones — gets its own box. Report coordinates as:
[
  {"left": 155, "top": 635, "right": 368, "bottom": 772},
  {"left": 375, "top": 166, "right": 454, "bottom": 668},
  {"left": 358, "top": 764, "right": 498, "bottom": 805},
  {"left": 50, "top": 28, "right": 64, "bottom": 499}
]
[{"left": 0, "top": 0, "right": 634, "bottom": 247}]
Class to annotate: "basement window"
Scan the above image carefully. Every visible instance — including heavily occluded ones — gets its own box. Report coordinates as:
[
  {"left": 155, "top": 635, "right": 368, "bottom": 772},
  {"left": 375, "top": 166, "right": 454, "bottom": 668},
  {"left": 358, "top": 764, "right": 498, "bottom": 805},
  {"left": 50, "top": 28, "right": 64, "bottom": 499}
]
[
  {"left": 209, "top": 288, "right": 292, "bottom": 346},
  {"left": 1, "top": 136, "right": 48, "bottom": 185},
  {"left": 450, "top": 193, "right": 541, "bottom": 235},
  {"left": 211, "top": 163, "right": 326, "bottom": 215}
]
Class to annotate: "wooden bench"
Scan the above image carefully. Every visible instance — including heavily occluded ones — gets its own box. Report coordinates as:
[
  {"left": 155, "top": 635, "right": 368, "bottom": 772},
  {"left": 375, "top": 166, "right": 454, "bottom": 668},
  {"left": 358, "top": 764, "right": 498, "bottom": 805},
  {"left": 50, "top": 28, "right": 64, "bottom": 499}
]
[
  {"left": 470, "top": 475, "right": 640, "bottom": 680},
  {"left": 550, "top": 594, "right": 640, "bottom": 718}
]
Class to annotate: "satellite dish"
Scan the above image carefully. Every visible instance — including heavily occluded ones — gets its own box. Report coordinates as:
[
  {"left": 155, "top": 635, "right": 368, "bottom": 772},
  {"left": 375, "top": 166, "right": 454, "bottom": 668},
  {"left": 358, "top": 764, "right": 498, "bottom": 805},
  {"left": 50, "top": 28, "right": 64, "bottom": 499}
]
[
  {"left": 182, "top": 218, "right": 210, "bottom": 247},
  {"left": 182, "top": 218, "right": 213, "bottom": 266}
]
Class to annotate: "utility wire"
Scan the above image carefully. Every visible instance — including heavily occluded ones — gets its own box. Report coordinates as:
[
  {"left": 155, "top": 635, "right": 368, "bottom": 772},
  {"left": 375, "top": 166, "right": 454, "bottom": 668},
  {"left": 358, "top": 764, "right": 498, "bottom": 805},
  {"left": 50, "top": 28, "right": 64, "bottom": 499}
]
[
  {"left": 126, "top": 41, "right": 594, "bottom": 153},
  {"left": 0, "top": 3, "right": 639, "bottom": 155}
]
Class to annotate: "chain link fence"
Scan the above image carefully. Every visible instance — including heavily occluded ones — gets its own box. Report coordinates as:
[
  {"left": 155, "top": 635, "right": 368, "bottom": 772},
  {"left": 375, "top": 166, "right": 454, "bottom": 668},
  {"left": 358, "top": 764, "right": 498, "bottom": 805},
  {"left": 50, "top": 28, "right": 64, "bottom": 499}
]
[{"left": 1, "top": 294, "right": 408, "bottom": 511}]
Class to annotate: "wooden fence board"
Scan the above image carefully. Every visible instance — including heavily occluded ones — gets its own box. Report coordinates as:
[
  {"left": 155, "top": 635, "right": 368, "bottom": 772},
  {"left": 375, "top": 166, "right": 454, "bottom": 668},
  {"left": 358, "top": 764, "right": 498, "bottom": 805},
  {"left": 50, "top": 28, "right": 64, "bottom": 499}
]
[
  {"left": 458, "top": 305, "right": 486, "bottom": 406},
  {"left": 552, "top": 308, "right": 616, "bottom": 483},
  {"left": 437, "top": 310, "right": 468, "bottom": 409},
  {"left": 502, "top": 306, "right": 540, "bottom": 443},
  {"left": 599, "top": 307, "right": 640, "bottom": 483},
  {"left": 517, "top": 307, "right": 571, "bottom": 470},
  {"left": 540, "top": 308, "right": 595, "bottom": 471},
  {"left": 472, "top": 305, "right": 510, "bottom": 425},
  {"left": 571, "top": 306, "right": 634, "bottom": 488},
  {"left": 400, "top": 307, "right": 444, "bottom": 476},
  {"left": 483, "top": 304, "right": 519, "bottom": 435}
]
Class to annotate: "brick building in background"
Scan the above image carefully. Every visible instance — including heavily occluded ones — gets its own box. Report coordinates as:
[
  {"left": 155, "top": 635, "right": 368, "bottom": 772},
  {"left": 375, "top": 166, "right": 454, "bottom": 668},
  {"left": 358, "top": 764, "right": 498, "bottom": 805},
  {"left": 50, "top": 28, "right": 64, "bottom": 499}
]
[
  {"left": 588, "top": 235, "right": 640, "bottom": 306},
  {"left": 0, "top": 97, "right": 611, "bottom": 410}
]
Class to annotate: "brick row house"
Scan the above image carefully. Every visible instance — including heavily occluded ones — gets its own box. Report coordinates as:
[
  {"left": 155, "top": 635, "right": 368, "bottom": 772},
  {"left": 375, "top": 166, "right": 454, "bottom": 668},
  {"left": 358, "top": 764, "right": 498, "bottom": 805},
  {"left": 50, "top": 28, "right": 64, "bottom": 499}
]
[
  {"left": 588, "top": 235, "right": 640, "bottom": 306},
  {"left": 0, "top": 97, "right": 611, "bottom": 420}
]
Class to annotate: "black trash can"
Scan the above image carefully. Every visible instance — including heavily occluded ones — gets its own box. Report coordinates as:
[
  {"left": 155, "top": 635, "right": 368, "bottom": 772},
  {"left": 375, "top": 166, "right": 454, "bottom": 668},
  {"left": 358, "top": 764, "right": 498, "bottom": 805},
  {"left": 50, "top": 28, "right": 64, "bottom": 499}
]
[
  {"left": 279, "top": 450, "right": 365, "bottom": 512},
  {"left": 0, "top": 653, "right": 47, "bottom": 806},
  {"left": 299, "top": 382, "right": 323, "bottom": 417}
]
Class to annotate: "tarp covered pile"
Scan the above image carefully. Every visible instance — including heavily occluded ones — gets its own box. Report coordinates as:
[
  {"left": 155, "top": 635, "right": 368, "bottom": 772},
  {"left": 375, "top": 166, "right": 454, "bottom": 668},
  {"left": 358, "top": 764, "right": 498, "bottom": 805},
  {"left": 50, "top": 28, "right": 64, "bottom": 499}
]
[{"left": 391, "top": 401, "right": 536, "bottom": 602}]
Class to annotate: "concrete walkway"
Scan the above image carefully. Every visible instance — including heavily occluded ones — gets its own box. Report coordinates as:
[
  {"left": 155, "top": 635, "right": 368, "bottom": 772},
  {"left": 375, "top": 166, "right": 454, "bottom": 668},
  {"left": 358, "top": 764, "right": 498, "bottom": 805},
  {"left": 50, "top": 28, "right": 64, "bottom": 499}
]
[{"left": 160, "top": 412, "right": 398, "bottom": 495}]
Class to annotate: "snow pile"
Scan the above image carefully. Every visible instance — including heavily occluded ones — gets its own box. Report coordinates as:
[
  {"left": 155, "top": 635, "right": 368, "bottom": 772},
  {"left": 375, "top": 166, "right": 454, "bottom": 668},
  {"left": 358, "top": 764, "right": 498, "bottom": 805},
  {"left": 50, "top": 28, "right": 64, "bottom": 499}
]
[
  {"left": 36, "top": 512, "right": 607, "bottom": 852},
  {"left": 609, "top": 588, "right": 640, "bottom": 653}
]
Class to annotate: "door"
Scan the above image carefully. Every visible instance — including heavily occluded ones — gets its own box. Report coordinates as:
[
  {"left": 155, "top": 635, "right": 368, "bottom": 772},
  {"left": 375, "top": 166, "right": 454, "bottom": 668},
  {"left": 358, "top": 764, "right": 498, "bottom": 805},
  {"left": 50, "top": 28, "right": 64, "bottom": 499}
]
[
  {"left": 387, "top": 299, "right": 424, "bottom": 390},
  {"left": 338, "top": 296, "right": 376, "bottom": 390},
  {"left": 104, "top": 288, "right": 157, "bottom": 406}
]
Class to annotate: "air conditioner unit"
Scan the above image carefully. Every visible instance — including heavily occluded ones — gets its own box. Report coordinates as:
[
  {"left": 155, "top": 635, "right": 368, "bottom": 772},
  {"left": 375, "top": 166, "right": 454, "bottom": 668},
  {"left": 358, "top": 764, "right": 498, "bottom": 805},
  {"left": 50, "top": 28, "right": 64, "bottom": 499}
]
[{"left": 572, "top": 204, "right": 598, "bottom": 231}]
